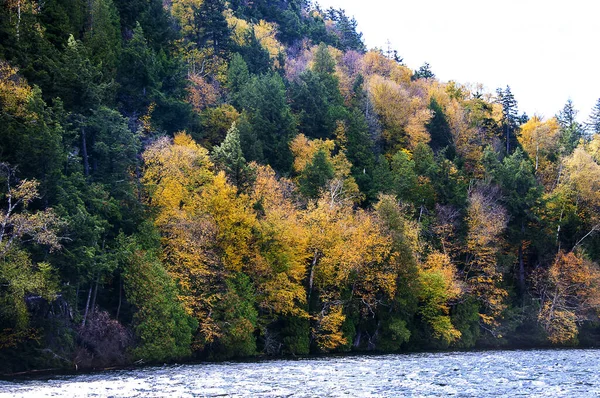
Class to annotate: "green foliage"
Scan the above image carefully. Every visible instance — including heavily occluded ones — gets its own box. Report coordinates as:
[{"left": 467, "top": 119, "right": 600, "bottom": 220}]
[
  {"left": 211, "top": 122, "right": 255, "bottom": 191},
  {"left": 298, "top": 149, "right": 335, "bottom": 199},
  {"left": 117, "top": 23, "right": 158, "bottom": 114},
  {"left": 84, "top": 0, "right": 122, "bottom": 79},
  {"left": 123, "top": 236, "right": 195, "bottom": 363},
  {"left": 426, "top": 98, "right": 453, "bottom": 153},
  {"left": 211, "top": 273, "right": 259, "bottom": 359},
  {"left": 237, "top": 72, "right": 297, "bottom": 172}
]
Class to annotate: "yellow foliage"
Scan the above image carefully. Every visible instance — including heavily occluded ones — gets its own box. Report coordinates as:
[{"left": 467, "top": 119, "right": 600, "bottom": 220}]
[
  {"left": 254, "top": 20, "right": 285, "bottom": 67},
  {"left": 367, "top": 75, "right": 432, "bottom": 151},
  {"left": 535, "top": 252, "right": 600, "bottom": 344},
  {"left": 225, "top": 11, "right": 250, "bottom": 45},
  {"left": 466, "top": 187, "right": 508, "bottom": 326},
  {"left": 313, "top": 304, "right": 347, "bottom": 351},
  {"left": 0, "top": 61, "right": 33, "bottom": 117},
  {"left": 518, "top": 117, "right": 561, "bottom": 190},
  {"left": 251, "top": 166, "right": 309, "bottom": 318}
]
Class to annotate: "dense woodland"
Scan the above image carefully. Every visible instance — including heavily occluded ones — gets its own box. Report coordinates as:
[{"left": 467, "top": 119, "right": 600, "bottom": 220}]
[{"left": 1, "top": 0, "right": 600, "bottom": 373}]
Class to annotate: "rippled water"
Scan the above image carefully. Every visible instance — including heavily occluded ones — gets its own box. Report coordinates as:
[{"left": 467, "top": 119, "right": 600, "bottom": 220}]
[{"left": 1, "top": 349, "right": 599, "bottom": 397}]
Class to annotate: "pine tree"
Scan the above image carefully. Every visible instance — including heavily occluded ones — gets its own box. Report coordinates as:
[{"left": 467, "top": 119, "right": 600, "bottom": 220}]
[
  {"left": 212, "top": 122, "right": 255, "bottom": 191},
  {"left": 557, "top": 99, "right": 583, "bottom": 154},
  {"left": 413, "top": 62, "right": 435, "bottom": 80},
  {"left": 586, "top": 98, "right": 600, "bottom": 136},
  {"left": 496, "top": 86, "right": 519, "bottom": 154},
  {"left": 194, "top": 0, "right": 231, "bottom": 56}
]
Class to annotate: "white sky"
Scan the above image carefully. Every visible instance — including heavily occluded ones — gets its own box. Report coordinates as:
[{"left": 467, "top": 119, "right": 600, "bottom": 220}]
[{"left": 316, "top": 0, "right": 600, "bottom": 121}]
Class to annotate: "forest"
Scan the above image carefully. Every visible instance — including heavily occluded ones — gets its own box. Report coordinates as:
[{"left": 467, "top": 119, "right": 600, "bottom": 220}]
[{"left": 1, "top": 0, "right": 600, "bottom": 373}]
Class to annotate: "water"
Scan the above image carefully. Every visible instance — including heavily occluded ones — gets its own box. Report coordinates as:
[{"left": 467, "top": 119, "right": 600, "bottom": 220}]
[{"left": 1, "top": 349, "right": 599, "bottom": 397}]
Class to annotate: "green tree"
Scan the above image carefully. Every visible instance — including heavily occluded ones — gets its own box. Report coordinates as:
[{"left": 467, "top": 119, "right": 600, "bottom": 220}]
[
  {"left": 194, "top": 0, "right": 231, "bottom": 56},
  {"left": 496, "top": 86, "right": 520, "bottom": 154},
  {"left": 123, "top": 232, "right": 196, "bottom": 363},
  {"left": 586, "top": 98, "right": 600, "bottom": 136},
  {"left": 426, "top": 98, "right": 453, "bottom": 154},
  {"left": 211, "top": 122, "right": 255, "bottom": 191},
  {"left": 298, "top": 148, "right": 335, "bottom": 199},
  {"left": 556, "top": 99, "right": 583, "bottom": 155},
  {"left": 84, "top": 0, "right": 122, "bottom": 79},
  {"left": 237, "top": 73, "right": 297, "bottom": 172},
  {"left": 117, "top": 23, "right": 159, "bottom": 115}
]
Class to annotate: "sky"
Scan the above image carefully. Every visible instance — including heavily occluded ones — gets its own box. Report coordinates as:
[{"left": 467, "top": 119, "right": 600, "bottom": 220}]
[{"left": 316, "top": 0, "right": 600, "bottom": 122}]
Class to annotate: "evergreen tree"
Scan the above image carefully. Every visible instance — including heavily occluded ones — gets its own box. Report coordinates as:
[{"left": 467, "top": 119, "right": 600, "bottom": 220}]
[
  {"left": 236, "top": 28, "right": 272, "bottom": 75},
  {"left": 326, "top": 8, "right": 365, "bottom": 52},
  {"left": 194, "top": 0, "right": 231, "bottom": 56},
  {"left": 298, "top": 149, "right": 335, "bottom": 199},
  {"left": 586, "top": 98, "right": 600, "bottom": 136},
  {"left": 413, "top": 62, "right": 435, "bottom": 80},
  {"left": 117, "top": 23, "right": 159, "bottom": 115},
  {"left": 84, "top": 0, "right": 122, "bottom": 79},
  {"left": 556, "top": 99, "right": 584, "bottom": 155},
  {"left": 211, "top": 122, "right": 255, "bottom": 191},
  {"left": 237, "top": 73, "right": 297, "bottom": 172},
  {"left": 426, "top": 98, "right": 453, "bottom": 154},
  {"left": 496, "top": 86, "right": 520, "bottom": 154}
]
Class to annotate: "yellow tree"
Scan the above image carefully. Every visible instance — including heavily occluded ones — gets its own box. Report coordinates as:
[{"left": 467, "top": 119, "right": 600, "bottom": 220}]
[
  {"left": 367, "top": 75, "right": 432, "bottom": 152},
  {"left": 302, "top": 194, "right": 393, "bottom": 351},
  {"left": 533, "top": 252, "right": 600, "bottom": 344},
  {"left": 251, "top": 165, "right": 308, "bottom": 319},
  {"left": 142, "top": 133, "right": 257, "bottom": 351},
  {"left": 518, "top": 116, "right": 561, "bottom": 190},
  {"left": 465, "top": 185, "right": 508, "bottom": 329}
]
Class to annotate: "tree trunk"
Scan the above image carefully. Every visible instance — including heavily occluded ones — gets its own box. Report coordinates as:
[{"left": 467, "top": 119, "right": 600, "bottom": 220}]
[
  {"left": 90, "top": 274, "right": 100, "bottom": 317},
  {"left": 116, "top": 277, "right": 122, "bottom": 321},
  {"left": 518, "top": 243, "right": 525, "bottom": 296},
  {"left": 82, "top": 284, "right": 93, "bottom": 327},
  {"left": 82, "top": 128, "right": 90, "bottom": 177},
  {"left": 307, "top": 250, "right": 319, "bottom": 307}
]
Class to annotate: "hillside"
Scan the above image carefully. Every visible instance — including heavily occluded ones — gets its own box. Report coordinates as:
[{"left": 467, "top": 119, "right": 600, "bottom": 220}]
[{"left": 1, "top": 0, "right": 600, "bottom": 373}]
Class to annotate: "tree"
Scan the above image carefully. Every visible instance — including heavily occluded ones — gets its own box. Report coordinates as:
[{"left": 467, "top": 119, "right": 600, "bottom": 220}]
[
  {"left": 465, "top": 184, "right": 508, "bottom": 329},
  {"left": 586, "top": 98, "right": 600, "bottom": 136},
  {"left": 142, "top": 133, "right": 258, "bottom": 355},
  {"left": 533, "top": 251, "right": 600, "bottom": 344},
  {"left": 0, "top": 164, "right": 63, "bottom": 347},
  {"left": 193, "top": 0, "right": 231, "bottom": 56},
  {"left": 211, "top": 122, "right": 255, "bottom": 191},
  {"left": 123, "top": 235, "right": 196, "bottom": 362},
  {"left": 426, "top": 98, "right": 453, "bottom": 153},
  {"left": 412, "top": 62, "right": 434, "bottom": 80},
  {"left": 326, "top": 8, "right": 365, "bottom": 52},
  {"left": 298, "top": 149, "right": 335, "bottom": 199},
  {"left": 556, "top": 100, "right": 584, "bottom": 155},
  {"left": 496, "top": 86, "right": 519, "bottom": 154},
  {"left": 117, "top": 23, "right": 159, "bottom": 115},
  {"left": 83, "top": 0, "right": 121, "bottom": 79},
  {"left": 237, "top": 73, "right": 297, "bottom": 172}
]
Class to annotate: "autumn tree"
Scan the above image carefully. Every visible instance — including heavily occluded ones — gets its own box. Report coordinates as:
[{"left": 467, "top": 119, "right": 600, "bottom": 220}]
[
  {"left": 465, "top": 184, "right": 508, "bottom": 329},
  {"left": 0, "top": 164, "right": 63, "bottom": 347},
  {"left": 533, "top": 251, "right": 600, "bottom": 344}
]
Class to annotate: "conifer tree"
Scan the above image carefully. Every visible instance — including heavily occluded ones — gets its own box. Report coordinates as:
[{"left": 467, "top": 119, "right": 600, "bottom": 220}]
[
  {"left": 557, "top": 99, "right": 584, "bottom": 155},
  {"left": 586, "top": 98, "right": 600, "bottom": 136}
]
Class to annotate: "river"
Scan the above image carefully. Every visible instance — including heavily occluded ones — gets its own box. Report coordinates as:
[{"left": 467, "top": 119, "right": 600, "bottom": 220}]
[{"left": 1, "top": 348, "right": 599, "bottom": 397}]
